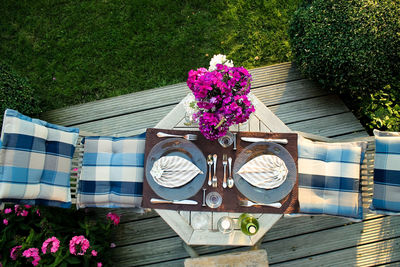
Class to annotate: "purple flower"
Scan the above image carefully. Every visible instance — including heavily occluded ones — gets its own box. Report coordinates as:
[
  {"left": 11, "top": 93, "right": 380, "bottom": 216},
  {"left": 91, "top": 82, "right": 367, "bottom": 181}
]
[{"left": 187, "top": 59, "right": 254, "bottom": 140}]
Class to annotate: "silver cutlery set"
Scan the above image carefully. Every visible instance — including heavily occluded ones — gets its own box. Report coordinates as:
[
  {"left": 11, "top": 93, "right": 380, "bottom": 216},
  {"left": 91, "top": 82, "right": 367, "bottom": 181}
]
[
  {"left": 207, "top": 153, "right": 234, "bottom": 189},
  {"left": 153, "top": 131, "right": 284, "bottom": 208}
]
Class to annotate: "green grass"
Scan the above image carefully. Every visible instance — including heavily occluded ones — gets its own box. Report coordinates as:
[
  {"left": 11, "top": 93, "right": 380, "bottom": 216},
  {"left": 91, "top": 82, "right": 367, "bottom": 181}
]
[{"left": 0, "top": 0, "right": 301, "bottom": 112}]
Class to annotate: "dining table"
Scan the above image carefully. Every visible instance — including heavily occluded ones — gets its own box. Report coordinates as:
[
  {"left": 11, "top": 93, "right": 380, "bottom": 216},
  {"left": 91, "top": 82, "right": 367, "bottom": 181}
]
[{"left": 147, "top": 93, "right": 295, "bottom": 246}]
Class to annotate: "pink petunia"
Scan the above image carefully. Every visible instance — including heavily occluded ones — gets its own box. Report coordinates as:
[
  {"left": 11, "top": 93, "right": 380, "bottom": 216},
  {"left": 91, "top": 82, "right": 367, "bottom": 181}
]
[
  {"left": 4, "top": 208, "right": 12, "bottom": 214},
  {"left": 36, "top": 209, "right": 41, "bottom": 216},
  {"left": 21, "top": 210, "right": 28, "bottom": 217},
  {"left": 97, "top": 263, "right": 102, "bottom": 267},
  {"left": 10, "top": 245, "right": 22, "bottom": 260},
  {"left": 106, "top": 212, "right": 120, "bottom": 226},
  {"left": 91, "top": 250, "right": 98, "bottom": 256},
  {"left": 42, "top": 237, "right": 60, "bottom": 254},
  {"left": 24, "top": 205, "right": 32, "bottom": 209},
  {"left": 22, "top": 248, "right": 41, "bottom": 266},
  {"left": 69, "top": 235, "right": 90, "bottom": 255},
  {"left": 3, "top": 219, "right": 8, "bottom": 225}
]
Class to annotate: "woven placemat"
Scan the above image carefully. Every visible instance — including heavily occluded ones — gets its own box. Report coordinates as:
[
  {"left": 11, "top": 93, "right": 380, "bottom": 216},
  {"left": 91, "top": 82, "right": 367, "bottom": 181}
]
[{"left": 141, "top": 128, "right": 299, "bottom": 213}]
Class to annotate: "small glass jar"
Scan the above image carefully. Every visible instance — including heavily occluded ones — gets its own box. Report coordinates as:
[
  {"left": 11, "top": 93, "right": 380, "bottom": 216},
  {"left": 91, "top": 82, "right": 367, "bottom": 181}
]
[{"left": 217, "top": 216, "right": 234, "bottom": 234}]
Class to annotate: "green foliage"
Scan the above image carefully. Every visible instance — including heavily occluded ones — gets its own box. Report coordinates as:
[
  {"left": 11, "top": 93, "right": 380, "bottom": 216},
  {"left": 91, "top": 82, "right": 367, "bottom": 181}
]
[
  {"left": 0, "top": 205, "right": 118, "bottom": 266},
  {"left": 361, "top": 84, "right": 400, "bottom": 132},
  {"left": 0, "top": 0, "right": 301, "bottom": 111},
  {"left": 289, "top": 0, "right": 400, "bottom": 97},
  {"left": 0, "top": 62, "right": 41, "bottom": 128}
]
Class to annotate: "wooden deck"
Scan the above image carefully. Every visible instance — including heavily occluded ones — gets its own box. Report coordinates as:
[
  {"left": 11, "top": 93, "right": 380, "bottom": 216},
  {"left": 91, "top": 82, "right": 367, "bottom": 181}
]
[{"left": 41, "top": 62, "right": 400, "bottom": 266}]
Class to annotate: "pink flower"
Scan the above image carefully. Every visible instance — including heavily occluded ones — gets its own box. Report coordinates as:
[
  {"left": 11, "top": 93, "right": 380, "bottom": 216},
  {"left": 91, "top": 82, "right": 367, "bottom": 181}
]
[
  {"left": 4, "top": 208, "right": 12, "bottom": 214},
  {"left": 73, "top": 168, "right": 78, "bottom": 172},
  {"left": 42, "top": 237, "right": 60, "bottom": 254},
  {"left": 3, "top": 219, "right": 8, "bottom": 225},
  {"left": 110, "top": 242, "right": 116, "bottom": 248},
  {"left": 107, "top": 212, "right": 120, "bottom": 226},
  {"left": 97, "top": 263, "right": 102, "bottom": 267},
  {"left": 91, "top": 250, "right": 98, "bottom": 256},
  {"left": 22, "top": 248, "right": 41, "bottom": 266},
  {"left": 14, "top": 205, "right": 28, "bottom": 216},
  {"left": 10, "top": 245, "right": 22, "bottom": 260},
  {"left": 24, "top": 205, "right": 32, "bottom": 209},
  {"left": 36, "top": 209, "right": 41, "bottom": 216},
  {"left": 69, "top": 235, "right": 90, "bottom": 255}
]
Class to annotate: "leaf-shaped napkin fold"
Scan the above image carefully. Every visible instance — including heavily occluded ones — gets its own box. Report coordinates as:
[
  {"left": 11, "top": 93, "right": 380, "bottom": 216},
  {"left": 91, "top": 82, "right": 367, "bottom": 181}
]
[
  {"left": 150, "top": 156, "right": 203, "bottom": 188},
  {"left": 237, "top": 155, "right": 288, "bottom": 189}
]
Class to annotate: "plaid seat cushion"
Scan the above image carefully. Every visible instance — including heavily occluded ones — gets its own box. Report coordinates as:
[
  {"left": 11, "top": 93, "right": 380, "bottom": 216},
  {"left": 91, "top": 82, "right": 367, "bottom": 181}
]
[
  {"left": 0, "top": 109, "right": 79, "bottom": 208},
  {"left": 297, "top": 136, "right": 367, "bottom": 220},
  {"left": 370, "top": 129, "right": 400, "bottom": 214},
  {"left": 77, "top": 133, "right": 146, "bottom": 208}
]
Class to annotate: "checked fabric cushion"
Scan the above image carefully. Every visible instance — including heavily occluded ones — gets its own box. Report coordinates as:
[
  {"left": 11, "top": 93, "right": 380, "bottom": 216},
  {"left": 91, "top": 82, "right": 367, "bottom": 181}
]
[
  {"left": 370, "top": 129, "right": 400, "bottom": 214},
  {"left": 77, "top": 133, "right": 146, "bottom": 208},
  {"left": 297, "top": 136, "right": 367, "bottom": 220},
  {"left": 0, "top": 109, "right": 79, "bottom": 208}
]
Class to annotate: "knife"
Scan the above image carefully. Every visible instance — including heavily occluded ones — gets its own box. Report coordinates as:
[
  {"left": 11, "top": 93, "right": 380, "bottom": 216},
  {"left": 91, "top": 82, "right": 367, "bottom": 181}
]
[
  {"left": 241, "top": 137, "right": 288, "bottom": 145},
  {"left": 150, "top": 198, "right": 198, "bottom": 205}
]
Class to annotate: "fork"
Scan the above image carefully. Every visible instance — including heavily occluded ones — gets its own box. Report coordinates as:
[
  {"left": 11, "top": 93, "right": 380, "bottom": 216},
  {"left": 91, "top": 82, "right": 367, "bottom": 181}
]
[
  {"left": 212, "top": 154, "right": 218, "bottom": 188},
  {"left": 207, "top": 155, "right": 213, "bottom": 186},
  {"left": 239, "top": 199, "right": 282, "bottom": 209},
  {"left": 156, "top": 132, "right": 197, "bottom": 141},
  {"left": 222, "top": 154, "right": 228, "bottom": 188}
]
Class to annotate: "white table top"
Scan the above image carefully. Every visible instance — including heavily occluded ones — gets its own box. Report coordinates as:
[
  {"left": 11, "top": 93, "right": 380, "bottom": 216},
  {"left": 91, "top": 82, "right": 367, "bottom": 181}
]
[{"left": 154, "top": 93, "right": 292, "bottom": 246}]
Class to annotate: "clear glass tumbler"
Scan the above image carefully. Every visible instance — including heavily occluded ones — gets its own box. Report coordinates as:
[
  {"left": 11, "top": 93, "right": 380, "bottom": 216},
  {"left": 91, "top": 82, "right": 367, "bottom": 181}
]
[{"left": 218, "top": 131, "right": 234, "bottom": 148}]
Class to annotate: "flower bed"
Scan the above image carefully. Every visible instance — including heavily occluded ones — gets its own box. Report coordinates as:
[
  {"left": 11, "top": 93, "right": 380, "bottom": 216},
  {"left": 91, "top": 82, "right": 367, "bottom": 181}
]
[{"left": 0, "top": 204, "right": 120, "bottom": 266}]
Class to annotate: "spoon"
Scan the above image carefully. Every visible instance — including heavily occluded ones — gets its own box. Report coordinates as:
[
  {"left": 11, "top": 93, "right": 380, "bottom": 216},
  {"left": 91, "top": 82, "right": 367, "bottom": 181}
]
[{"left": 227, "top": 157, "right": 234, "bottom": 188}]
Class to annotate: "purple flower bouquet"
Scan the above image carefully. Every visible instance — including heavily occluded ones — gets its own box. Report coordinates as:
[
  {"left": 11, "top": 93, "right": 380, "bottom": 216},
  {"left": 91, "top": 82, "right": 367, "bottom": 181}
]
[{"left": 186, "top": 55, "right": 255, "bottom": 140}]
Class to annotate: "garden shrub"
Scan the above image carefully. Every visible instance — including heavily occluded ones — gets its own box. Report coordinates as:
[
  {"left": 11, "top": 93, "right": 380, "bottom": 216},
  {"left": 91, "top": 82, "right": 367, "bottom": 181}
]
[
  {"left": 0, "top": 205, "right": 119, "bottom": 266},
  {"left": 0, "top": 62, "right": 41, "bottom": 130},
  {"left": 361, "top": 83, "right": 400, "bottom": 132},
  {"left": 289, "top": 0, "right": 400, "bottom": 97}
]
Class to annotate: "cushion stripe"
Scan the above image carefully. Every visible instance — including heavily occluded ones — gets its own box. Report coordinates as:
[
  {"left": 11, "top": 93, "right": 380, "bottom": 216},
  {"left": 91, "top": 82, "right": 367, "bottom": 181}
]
[
  {"left": 299, "top": 174, "right": 359, "bottom": 192},
  {"left": 79, "top": 180, "right": 143, "bottom": 196},
  {"left": 374, "top": 169, "right": 400, "bottom": 185},
  {"left": 2, "top": 133, "right": 76, "bottom": 158}
]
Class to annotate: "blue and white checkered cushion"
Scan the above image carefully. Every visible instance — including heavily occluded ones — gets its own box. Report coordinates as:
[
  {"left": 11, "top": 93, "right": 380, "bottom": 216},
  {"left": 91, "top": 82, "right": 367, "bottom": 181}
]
[
  {"left": 0, "top": 109, "right": 79, "bottom": 208},
  {"left": 370, "top": 129, "right": 400, "bottom": 214},
  {"left": 77, "top": 133, "right": 146, "bottom": 208},
  {"left": 298, "top": 136, "right": 367, "bottom": 220}
]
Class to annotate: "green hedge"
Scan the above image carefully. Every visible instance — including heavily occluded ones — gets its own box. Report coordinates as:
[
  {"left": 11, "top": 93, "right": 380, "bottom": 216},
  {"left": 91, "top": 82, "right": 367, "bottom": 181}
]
[
  {"left": 289, "top": 0, "right": 400, "bottom": 97},
  {"left": 0, "top": 62, "right": 41, "bottom": 128}
]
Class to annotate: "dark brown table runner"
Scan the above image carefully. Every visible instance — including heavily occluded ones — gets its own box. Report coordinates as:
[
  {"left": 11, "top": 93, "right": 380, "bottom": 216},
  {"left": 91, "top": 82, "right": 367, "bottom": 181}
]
[{"left": 142, "top": 128, "right": 299, "bottom": 213}]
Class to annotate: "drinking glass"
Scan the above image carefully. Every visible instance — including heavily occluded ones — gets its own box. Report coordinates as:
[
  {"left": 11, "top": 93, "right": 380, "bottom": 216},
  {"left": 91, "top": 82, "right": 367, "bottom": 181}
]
[
  {"left": 218, "top": 131, "right": 234, "bottom": 148},
  {"left": 206, "top": 191, "right": 222, "bottom": 208}
]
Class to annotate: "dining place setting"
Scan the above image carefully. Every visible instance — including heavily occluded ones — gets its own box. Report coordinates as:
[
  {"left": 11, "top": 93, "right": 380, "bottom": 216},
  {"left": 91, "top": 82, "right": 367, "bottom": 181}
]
[{"left": 141, "top": 127, "right": 299, "bottom": 215}]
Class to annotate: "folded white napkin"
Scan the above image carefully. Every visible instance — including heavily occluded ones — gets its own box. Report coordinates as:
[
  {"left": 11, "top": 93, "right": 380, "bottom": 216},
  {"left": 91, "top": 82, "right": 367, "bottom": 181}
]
[
  {"left": 236, "top": 155, "right": 288, "bottom": 189},
  {"left": 150, "top": 156, "right": 203, "bottom": 188}
]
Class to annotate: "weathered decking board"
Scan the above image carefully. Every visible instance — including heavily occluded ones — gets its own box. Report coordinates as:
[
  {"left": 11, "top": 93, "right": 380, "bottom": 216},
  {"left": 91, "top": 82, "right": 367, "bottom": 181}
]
[{"left": 41, "top": 62, "right": 392, "bottom": 266}]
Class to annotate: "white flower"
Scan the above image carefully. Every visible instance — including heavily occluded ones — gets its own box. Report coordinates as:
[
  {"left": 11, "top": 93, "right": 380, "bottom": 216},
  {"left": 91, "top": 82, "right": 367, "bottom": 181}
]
[
  {"left": 183, "top": 92, "right": 197, "bottom": 114},
  {"left": 209, "top": 54, "right": 234, "bottom": 71}
]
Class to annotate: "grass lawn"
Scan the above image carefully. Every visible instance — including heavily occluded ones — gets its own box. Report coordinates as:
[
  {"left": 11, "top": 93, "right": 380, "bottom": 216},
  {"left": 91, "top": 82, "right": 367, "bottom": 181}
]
[{"left": 0, "top": 0, "right": 301, "bottom": 112}]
